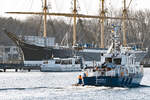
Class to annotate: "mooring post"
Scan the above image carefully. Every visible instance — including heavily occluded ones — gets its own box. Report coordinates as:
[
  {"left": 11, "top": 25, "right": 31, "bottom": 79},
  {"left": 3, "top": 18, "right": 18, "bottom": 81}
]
[
  {"left": 15, "top": 69, "right": 18, "bottom": 72},
  {"left": 28, "top": 69, "right": 31, "bottom": 72},
  {"left": 4, "top": 69, "right": 6, "bottom": 72}
]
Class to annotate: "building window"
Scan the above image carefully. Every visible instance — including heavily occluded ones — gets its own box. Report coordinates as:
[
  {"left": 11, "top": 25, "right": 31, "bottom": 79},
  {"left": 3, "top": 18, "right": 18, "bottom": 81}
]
[{"left": 5, "top": 48, "right": 10, "bottom": 52}]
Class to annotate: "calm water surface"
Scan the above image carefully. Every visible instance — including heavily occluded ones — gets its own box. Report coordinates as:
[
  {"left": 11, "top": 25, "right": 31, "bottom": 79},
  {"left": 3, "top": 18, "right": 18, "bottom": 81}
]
[{"left": 0, "top": 68, "right": 150, "bottom": 100}]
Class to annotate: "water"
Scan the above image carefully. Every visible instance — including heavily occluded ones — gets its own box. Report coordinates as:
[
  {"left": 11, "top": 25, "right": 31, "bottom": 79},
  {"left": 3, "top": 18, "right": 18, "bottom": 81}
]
[{"left": 0, "top": 69, "right": 150, "bottom": 100}]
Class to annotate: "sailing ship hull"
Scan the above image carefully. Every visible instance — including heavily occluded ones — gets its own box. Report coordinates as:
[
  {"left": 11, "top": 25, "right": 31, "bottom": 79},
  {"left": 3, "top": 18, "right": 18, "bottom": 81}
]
[
  {"left": 16, "top": 39, "right": 102, "bottom": 61},
  {"left": 83, "top": 75, "right": 143, "bottom": 87},
  {"left": 20, "top": 42, "right": 53, "bottom": 60},
  {"left": 3, "top": 30, "right": 75, "bottom": 60},
  {"left": 21, "top": 45, "right": 74, "bottom": 61},
  {"left": 3, "top": 30, "right": 105, "bottom": 62}
]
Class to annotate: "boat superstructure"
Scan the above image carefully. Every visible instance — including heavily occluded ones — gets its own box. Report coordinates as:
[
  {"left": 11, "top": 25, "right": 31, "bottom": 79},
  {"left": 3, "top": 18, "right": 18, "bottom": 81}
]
[{"left": 79, "top": 24, "right": 147, "bottom": 87}]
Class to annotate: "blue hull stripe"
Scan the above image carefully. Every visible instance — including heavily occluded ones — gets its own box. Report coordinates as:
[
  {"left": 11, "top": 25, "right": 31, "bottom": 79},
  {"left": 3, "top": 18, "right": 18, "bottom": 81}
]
[{"left": 83, "top": 76, "right": 142, "bottom": 87}]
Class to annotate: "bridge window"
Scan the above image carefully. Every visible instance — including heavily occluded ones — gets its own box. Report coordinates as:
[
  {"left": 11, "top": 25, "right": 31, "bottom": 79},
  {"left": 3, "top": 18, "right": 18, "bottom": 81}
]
[
  {"left": 55, "top": 60, "right": 61, "bottom": 64},
  {"left": 113, "top": 58, "right": 121, "bottom": 65},
  {"left": 61, "top": 60, "right": 72, "bottom": 65},
  {"left": 5, "top": 48, "right": 10, "bottom": 52},
  {"left": 105, "top": 58, "right": 112, "bottom": 63},
  {"left": 43, "top": 61, "right": 48, "bottom": 64}
]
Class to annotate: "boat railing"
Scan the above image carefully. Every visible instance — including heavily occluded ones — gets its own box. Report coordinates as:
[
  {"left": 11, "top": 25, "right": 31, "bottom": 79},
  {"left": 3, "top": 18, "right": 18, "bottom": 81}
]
[{"left": 85, "top": 66, "right": 134, "bottom": 77}]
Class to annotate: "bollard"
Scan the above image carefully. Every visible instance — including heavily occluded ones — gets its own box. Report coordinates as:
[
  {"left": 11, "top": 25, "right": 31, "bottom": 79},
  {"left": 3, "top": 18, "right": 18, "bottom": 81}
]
[
  {"left": 28, "top": 69, "right": 31, "bottom": 72},
  {"left": 4, "top": 69, "right": 6, "bottom": 72},
  {"left": 15, "top": 69, "right": 18, "bottom": 72}
]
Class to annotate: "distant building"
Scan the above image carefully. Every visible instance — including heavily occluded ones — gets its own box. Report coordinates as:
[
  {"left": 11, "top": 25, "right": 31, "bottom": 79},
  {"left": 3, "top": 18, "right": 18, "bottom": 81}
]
[{"left": 0, "top": 45, "right": 22, "bottom": 63}]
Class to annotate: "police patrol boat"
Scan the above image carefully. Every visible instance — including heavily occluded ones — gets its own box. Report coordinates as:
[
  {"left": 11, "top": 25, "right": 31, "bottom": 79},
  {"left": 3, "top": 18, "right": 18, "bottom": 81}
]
[
  {"left": 77, "top": 26, "right": 147, "bottom": 87},
  {"left": 40, "top": 56, "right": 84, "bottom": 72}
]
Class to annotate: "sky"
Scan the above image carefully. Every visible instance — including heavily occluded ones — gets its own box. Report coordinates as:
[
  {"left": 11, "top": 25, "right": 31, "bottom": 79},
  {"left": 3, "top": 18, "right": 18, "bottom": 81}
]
[{"left": 0, "top": 0, "right": 150, "bottom": 20}]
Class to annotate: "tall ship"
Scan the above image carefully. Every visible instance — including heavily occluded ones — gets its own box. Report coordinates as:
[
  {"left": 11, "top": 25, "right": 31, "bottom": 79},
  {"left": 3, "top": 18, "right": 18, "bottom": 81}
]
[
  {"left": 3, "top": 0, "right": 144, "bottom": 66},
  {"left": 4, "top": 0, "right": 111, "bottom": 66}
]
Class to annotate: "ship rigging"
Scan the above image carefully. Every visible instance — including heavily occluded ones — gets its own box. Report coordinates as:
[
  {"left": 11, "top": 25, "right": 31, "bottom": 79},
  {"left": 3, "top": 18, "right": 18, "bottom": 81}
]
[
  {"left": 6, "top": 0, "right": 134, "bottom": 48},
  {"left": 3, "top": 0, "right": 136, "bottom": 67}
]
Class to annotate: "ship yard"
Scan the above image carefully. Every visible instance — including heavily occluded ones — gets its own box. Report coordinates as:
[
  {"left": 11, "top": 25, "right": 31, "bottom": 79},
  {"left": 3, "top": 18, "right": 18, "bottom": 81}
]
[{"left": 0, "top": 0, "right": 150, "bottom": 100}]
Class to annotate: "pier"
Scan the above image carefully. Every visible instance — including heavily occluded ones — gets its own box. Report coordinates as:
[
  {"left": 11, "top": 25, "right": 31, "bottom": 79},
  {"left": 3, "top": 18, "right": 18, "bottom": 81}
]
[
  {"left": 0, "top": 63, "right": 41, "bottom": 72},
  {"left": 0, "top": 62, "right": 150, "bottom": 72}
]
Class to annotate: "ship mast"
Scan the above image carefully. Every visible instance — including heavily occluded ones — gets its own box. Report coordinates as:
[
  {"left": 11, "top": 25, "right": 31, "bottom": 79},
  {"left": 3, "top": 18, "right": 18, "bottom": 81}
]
[
  {"left": 43, "top": 0, "right": 47, "bottom": 38},
  {"left": 100, "top": 0, "right": 105, "bottom": 48},
  {"left": 6, "top": 0, "right": 134, "bottom": 48},
  {"left": 43, "top": 0, "right": 48, "bottom": 46},
  {"left": 123, "top": 0, "right": 127, "bottom": 47},
  {"left": 73, "top": 0, "right": 77, "bottom": 46}
]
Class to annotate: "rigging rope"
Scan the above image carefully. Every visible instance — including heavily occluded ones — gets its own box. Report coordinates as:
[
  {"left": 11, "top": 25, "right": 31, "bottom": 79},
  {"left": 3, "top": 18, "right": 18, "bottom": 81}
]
[
  {"left": 37, "top": 15, "right": 43, "bottom": 36},
  {"left": 127, "top": 0, "right": 133, "bottom": 10},
  {"left": 126, "top": 12, "right": 140, "bottom": 46},
  {"left": 60, "top": 17, "right": 73, "bottom": 46},
  {"left": 41, "top": 0, "right": 44, "bottom": 8}
]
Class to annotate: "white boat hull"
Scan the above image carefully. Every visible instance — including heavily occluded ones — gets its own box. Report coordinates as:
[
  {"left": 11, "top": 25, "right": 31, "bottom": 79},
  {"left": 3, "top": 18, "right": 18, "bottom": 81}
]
[{"left": 41, "top": 64, "right": 82, "bottom": 72}]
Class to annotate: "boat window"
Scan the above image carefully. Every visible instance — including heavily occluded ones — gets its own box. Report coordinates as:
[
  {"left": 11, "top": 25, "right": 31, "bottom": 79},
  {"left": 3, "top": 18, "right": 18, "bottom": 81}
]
[
  {"left": 61, "top": 60, "right": 67, "bottom": 64},
  {"left": 55, "top": 60, "right": 61, "bottom": 64},
  {"left": 105, "top": 58, "right": 112, "bottom": 63},
  {"left": 113, "top": 58, "right": 121, "bottom": 65},
  {"left": 5, "top": 48, "right": 10, "bottom": 52},
  {"left": 69, "top": 60, "right": 72, "bottom": 64},
  {"left": 75, "top": 59, "right": 80, "bottom": 64},
  {"left": 43, "top": 61, "right": 48, "bottom": 64},
  {"left": 61, "top": 60, "right": 72, "bottom": 65}
]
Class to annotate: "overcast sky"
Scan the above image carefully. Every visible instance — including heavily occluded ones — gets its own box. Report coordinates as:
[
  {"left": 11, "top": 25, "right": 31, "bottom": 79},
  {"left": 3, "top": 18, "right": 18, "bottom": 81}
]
[{"left": 0, "top": 0, "right": 150, "bottom": 20}]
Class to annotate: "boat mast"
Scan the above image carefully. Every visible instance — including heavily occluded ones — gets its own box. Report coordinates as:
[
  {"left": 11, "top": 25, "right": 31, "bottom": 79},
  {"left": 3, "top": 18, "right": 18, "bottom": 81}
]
[
  {"left": 43, "top": 0, "right": 48, "bottom": 46},
  {"left": 123, "top": 0, "right": 127, "bottom": 47},
  {"left": 100, "top": 0, "right": 105, "bottom": 48},
  {"left": 43, "top": 0, "right": 47, "bottom": 38},
  {"left": 73, "top": 0, "right": 77, "bottom": 46}
]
